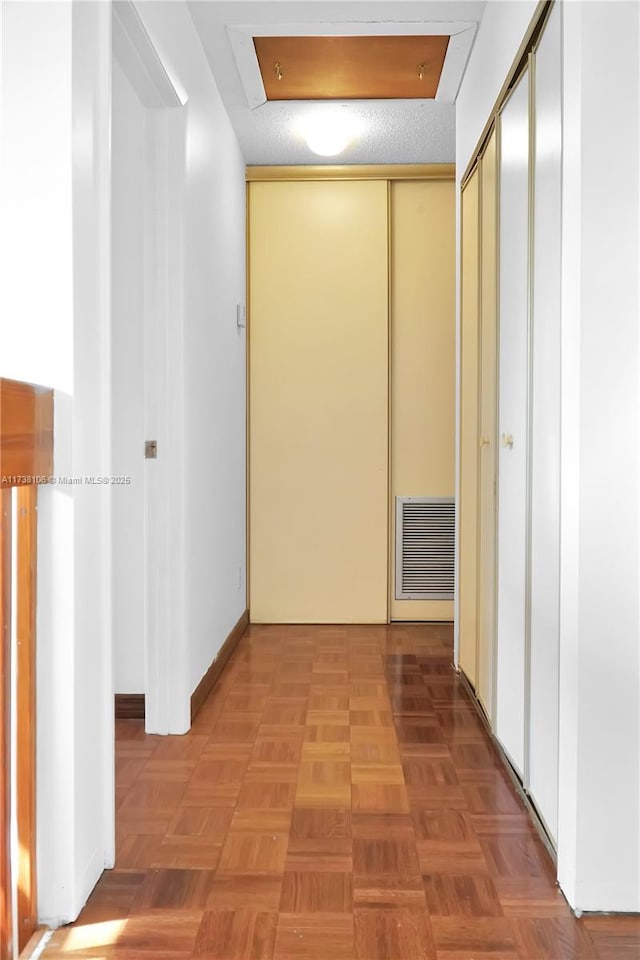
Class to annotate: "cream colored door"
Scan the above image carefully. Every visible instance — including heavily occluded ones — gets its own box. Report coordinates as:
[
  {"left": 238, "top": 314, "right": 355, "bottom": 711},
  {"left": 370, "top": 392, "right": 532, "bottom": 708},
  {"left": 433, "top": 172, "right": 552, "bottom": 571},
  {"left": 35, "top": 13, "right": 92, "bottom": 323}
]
[
  {"left": 459, "top": 167, "right": 480, "bottom": 685},
  {"left": 390, "top": 179, "right": 455, "bottom": 621},
  {"left": 477, "top": 129, "right": 498, "bottom": 716},
  {"left": 496, "top": 70, "right": 530, "bottom": 777},
  {"left": 249, "top": 180, "right": 389, "bottom": 623}
]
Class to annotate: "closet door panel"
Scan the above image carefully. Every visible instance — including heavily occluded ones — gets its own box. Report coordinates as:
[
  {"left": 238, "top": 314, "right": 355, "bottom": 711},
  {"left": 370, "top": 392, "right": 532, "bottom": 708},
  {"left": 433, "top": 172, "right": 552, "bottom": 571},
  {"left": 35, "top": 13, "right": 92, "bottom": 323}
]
[
  {"left": 390, "top": 179, "right": 456, "bottom": 622},
  {"left": 477, "top": 129, "right": 499, "bottom": 718},
  {"left": 496, "top": 70, "right": 530, "bottom": 776},
  {"left": 529, "top": 3, "right": 562, "bottom": 842},
  {"left": 249, "top": 180, "right": 389, "bottom": 623},
  {"left": 459, "top": 168, "right": 480, "bottom": 684}
]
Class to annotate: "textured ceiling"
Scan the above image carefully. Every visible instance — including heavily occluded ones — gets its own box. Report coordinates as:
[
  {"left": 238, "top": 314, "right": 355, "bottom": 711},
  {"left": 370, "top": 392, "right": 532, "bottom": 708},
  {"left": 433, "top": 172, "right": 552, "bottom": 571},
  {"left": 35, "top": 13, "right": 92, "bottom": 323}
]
[{"left": 188, "top": 1, "right": 487, "bottom": 165}]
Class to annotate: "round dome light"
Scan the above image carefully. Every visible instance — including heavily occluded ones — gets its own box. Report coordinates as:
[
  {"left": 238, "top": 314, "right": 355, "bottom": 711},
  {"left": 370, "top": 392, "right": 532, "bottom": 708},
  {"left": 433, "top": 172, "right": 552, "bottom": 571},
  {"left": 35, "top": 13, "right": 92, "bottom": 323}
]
[{"left": 305, "top": 111, "right": 353, "bottom": 156}]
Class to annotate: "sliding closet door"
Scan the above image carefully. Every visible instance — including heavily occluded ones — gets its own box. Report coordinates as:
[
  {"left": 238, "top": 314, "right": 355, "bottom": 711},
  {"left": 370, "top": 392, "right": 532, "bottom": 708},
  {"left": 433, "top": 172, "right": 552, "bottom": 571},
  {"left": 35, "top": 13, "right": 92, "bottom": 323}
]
[
  {"left": 459, "top": 168, "right": 480, "bottom": 684},
  {"left": 249, "top": 180, "right": 389, "bottom": 623},
  {"left": 390, "top": 179, "right": 456, "bottom": 622},
  {"left": 496, "top": 69, "right": 530, "bottom": 776},
  {"left": 477, "top": 129, "right": 498, "bottom": 718},
  {"left": 529, "top": 2, "right": 562, "bottom": 842}
]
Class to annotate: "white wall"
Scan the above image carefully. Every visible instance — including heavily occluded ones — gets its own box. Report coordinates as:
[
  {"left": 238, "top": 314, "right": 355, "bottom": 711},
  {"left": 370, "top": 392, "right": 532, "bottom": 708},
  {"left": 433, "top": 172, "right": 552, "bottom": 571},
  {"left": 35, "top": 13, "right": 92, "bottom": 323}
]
[
  {"left": 1, "top": 0, "right": 247, "bottom": 921},
  {"left": 0, "top": 0, "right": 113, "bottom": 924},
  {"left": 558, "top": 0, "right": 640, "bottom": 914},
  {"left": 111, "top": 57, "right": 146, "bottom": 694},
  {"left": 135, "top": 2, "right": 247, "bottom": 701}
]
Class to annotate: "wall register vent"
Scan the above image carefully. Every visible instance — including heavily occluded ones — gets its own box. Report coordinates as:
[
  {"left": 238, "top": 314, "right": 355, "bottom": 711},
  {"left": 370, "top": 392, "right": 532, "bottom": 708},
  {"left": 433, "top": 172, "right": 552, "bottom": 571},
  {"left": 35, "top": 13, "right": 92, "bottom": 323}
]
[{"left": 395, "top": 496, "right": 455, "bottom": 600}]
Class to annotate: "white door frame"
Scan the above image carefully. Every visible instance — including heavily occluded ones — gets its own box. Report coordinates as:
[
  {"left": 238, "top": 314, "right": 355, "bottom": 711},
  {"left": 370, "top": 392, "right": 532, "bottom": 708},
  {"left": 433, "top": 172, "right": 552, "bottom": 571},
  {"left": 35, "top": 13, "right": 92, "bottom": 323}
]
[{"left": 112, "top": 0, "right": 189, "bottom": 734}]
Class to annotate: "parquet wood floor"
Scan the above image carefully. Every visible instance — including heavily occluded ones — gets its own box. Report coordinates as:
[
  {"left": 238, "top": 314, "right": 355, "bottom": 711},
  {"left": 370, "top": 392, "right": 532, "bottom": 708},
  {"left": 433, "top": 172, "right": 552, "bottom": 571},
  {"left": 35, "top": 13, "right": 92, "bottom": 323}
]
[{"left": 41, "top": 624, "right": 639, "bottom": 960}]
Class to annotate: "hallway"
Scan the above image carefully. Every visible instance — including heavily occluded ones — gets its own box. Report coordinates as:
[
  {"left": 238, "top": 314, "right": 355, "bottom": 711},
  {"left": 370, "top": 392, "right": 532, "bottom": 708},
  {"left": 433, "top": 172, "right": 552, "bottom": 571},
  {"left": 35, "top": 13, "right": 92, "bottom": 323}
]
[{"left": 41, "top": 625, "right": 637, "bottom": 960}]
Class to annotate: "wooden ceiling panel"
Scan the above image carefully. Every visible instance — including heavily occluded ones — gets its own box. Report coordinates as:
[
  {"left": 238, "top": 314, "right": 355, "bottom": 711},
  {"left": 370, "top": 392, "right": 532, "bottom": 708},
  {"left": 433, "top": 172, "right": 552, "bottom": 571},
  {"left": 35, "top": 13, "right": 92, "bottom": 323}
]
[{"left": 253, "top": 35, "right": 450, "bottom": 101}]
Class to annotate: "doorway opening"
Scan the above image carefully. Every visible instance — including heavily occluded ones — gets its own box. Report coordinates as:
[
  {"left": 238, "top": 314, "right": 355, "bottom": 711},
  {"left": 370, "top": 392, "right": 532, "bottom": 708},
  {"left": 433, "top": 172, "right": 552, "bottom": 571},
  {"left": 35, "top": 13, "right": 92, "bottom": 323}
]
[{"left": 111, "top": 0, "right": 188, "bottom": 735}]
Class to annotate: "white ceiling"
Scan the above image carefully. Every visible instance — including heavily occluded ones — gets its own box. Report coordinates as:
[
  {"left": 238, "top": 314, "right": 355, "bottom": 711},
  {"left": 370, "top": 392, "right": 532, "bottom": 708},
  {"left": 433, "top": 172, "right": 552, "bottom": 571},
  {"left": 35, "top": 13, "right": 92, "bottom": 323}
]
[{"left": 187, "top": 1, "right": 487, "bottom": 165}]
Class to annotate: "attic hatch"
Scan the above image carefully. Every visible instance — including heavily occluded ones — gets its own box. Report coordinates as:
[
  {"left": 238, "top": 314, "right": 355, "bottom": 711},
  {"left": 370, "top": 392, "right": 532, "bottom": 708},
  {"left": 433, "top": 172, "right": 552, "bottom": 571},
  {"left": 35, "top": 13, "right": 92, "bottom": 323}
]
[{"left": 253, "top": 35, "right": 450, "bottom": 101}]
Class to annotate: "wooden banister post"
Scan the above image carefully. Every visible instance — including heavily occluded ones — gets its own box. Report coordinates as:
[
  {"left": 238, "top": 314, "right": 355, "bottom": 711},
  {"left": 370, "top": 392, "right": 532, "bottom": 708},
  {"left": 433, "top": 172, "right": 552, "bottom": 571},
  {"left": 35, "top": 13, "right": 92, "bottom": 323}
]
[{"left": 0, "top": 378, "right": 54, "bottom": 958}]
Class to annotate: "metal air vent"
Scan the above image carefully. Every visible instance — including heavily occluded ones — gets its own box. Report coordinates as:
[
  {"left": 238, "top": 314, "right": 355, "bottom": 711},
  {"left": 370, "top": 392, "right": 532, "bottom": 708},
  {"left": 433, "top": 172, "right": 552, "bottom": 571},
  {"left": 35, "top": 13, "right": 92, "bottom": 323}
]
[{"left": 395, "top": 496, "right": 455, "bottom": 600}]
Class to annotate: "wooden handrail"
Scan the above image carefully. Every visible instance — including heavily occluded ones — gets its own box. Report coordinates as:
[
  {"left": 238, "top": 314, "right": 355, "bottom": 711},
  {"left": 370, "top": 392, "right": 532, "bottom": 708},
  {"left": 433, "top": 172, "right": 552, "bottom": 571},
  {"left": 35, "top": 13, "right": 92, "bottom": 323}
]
[
  {"left": 1, "top": 377, "right": 53, "bottom": 958},
  {"left": 1, "top": 378, "right": 54, "bottom": 487},
  {"left": 0, "top": 491, "right": 11, "bottom": 960}
]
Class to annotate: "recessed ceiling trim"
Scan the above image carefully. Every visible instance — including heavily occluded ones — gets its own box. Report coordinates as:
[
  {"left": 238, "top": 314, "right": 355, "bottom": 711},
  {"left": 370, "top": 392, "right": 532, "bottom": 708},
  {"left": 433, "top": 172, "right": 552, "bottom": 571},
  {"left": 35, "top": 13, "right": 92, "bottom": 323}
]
[
  {"left": 435, "top": 26, "right": 476, "bottom": 101},
  {"left": 245, "top": 163, "right": 456, "bottom": 182},
  {"left": 227, "top": 20, "right": 478, "bottom": 110}
]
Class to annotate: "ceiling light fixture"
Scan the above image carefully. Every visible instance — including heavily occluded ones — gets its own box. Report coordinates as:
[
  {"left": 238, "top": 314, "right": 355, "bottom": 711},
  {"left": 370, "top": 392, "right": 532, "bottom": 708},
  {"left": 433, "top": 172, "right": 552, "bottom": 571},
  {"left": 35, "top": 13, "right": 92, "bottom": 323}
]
[{"left": 304, "top": 110, "right": 355, "bottom": 157}]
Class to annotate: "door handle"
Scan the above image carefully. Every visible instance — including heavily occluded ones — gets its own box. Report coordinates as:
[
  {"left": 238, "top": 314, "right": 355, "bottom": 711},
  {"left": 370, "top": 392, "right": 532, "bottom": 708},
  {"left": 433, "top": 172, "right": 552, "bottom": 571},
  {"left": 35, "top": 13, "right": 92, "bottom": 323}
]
[
  {"left": 479, "top": 436, "right": 490, "bottom": 448},
  {"left": 501, "top": 433, "right": 514, "bottom": 450}
]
